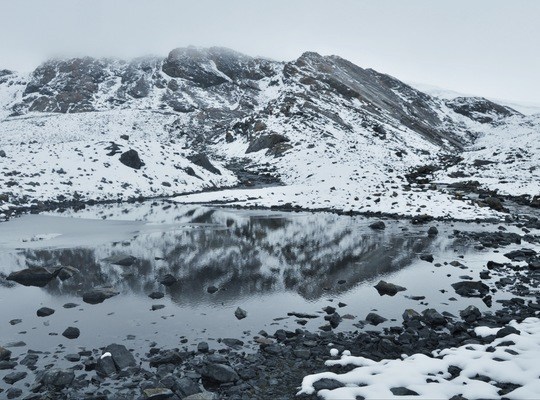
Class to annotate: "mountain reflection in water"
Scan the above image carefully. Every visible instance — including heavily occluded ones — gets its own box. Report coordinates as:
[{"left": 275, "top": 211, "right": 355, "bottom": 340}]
[{"left": 11, "top": 205, "right": 440, "bottom": 303}]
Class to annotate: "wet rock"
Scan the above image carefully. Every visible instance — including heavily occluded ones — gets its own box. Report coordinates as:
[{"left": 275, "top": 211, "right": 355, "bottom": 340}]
[
  {"left": 427, "top": 226, "right": 439, "bottom": 236},
  {"left": 35, "top": 368, "right": 75, "bottom": 390},
  {"left": 0, "top": 361, "right": 17, "bottom": 370},
  {"left": 149, "top": 291, "right": 164, "bottom": 299},
  {"left": 36, "top": 307, "right": 55, "bottom": 317},
  {"left": 151, "top": 304, "right": 165, "bottom": 311},
  {"left": 326, "top": 312, "right": 341, "bottom": 328},
  {"left": 369, "top": 220, "right": 386, "bottom": 230},
  {"left": 451, "top": 281, "right": 490, "bottom": 298},
  {"left": 9, "top": 319, "right": 22, "bottom": 326},
  {"left": 63, "top": 302, "right": 79, "bottom": 309},
  {"left": 374, "top": 280, "right": 407, "bottom": 296},
  {"left": 207, "top": 286, "right": 218, "bottom": 294},
  {"left": 3, "top": 371, "right": 27, "bottom": 384},
  {"left": 62, "top": 327, "right": 80, "bottom": 339},
  {"left": 105, "top": 343, "right": 136, "bottom": 369},
  {"left": 0, "top": 346, "right": 11, "bottom": 361},
  {"left": 149, "top": 351, "right": 183, "bottom": 367},
  {"left": 402, "top": 309, "right": 421, "bottom": 322},
  {"left": 83, "top": 287, "right": 119, "bottom": 304},
  {"left": 235, "top": 307, "right": 247, "bottom": 320},
  {"left": 173, "top": 377, "right": 202, "bottom": 397},
  {"left": 422, "top": 309, "right": 446, "bottom": 327},
  {"left": 201, "top": 363, "right": 239, "bottom": 383},
  {"left": 197, "top": 342, "right": 209, "bottom": 353},
  {"left": 65, "top": 353, "right": 81, "bottom": 362},
  {"left": 119, "top": 149, "right": 144, "bottom": 169},
  {"left": 160, "top": 274, "right": 178, "bottom": 287},
  {"left": 460, "top": 305, "right": 481, "bottom": 323},
  {"left": 6, "top": 267, "right": 60, "bottom": 287},
  {"left": 143, "top": 388, "right": 174, "bottom": 399},
  {"left": 366, "top": 312, "right": 387, "bottom": 326},
  {"left": 96, "top": 353, "right": 117, "bottom": 377}
]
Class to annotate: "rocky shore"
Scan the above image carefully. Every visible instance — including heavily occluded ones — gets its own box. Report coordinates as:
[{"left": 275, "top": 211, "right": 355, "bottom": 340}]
[{"left": 1, "top": 215, "right": 539, "bottom": 399}]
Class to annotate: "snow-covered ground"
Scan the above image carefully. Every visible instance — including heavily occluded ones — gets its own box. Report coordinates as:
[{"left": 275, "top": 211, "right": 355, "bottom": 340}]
[
  {"left": 435, "top": 114, "right": 540, "bottom": 197},
  {"left": 0, "top": 110, "right": 237, "bottom": 209},
  {"left": 299, "top": 317, "right": 540, "bottom": 399}
]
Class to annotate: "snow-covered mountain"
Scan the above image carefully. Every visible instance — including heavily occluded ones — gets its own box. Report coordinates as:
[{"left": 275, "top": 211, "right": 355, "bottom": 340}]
[{"left": 1, "top": 47, "right": 538, "bottom": 219}]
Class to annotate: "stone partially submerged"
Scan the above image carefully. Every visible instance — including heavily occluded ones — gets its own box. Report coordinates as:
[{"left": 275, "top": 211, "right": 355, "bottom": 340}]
[{"left": 6, "top": 267, "right": 61, "bottom": 287}]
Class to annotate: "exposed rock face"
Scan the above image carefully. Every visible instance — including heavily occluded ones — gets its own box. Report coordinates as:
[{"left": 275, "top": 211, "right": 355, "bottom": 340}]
[{"left": 446, "top": 97, "right": 521, "bottom": 123}]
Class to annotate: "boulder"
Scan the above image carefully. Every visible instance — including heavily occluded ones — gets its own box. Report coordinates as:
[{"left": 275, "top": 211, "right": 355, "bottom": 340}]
[
  {"left": 62, "top": 327, "right": 80, "bottom": 339},
  {"left": 119, "top": 149, "right": 144, "bottom": 169},
  {"left": 365, "top": 312, "right": 387, "bottom": 326},
  {"left": 6, "top": 267, "right": 60, "bottom": 287},
  {"left": 201, "top": 363, "right": 239, "bottom": 383},
  {"left": 37, "top": 307, "right": 55, "bottom": 317},
  {"left": 369, "top": 221, "right": 386, "bottom": 230},
  {"left": 451, "top": 281, "right": 490, "bottom": 298},
  {"left": 234, "top": 307, "right": 247, "bottom": 320},
  {"left": 0, "top": 346, "right": 11, "bottom": 361},
  {"left": 374, "top": 280, "right": 406, "bottom": 296},
  {"left": 105, "top": 344, "right": 136, "bottom": 369},
  {"left": 36, "top": 369, "right": 75, "bottom": 390},
  {"left": 82, "top": 287, "right": 119, "bottom": 304},
  {"left": 460, "top": 305, "right": 481, "bottom": 323},
  {"left": 422, "top": 309, "right": 446, "bottom": 327}
]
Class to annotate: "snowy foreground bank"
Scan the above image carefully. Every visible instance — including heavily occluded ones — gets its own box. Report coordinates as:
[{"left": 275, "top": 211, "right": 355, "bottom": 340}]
[{"left": 299, "top": 318, "right": 540, "bottom": 399}]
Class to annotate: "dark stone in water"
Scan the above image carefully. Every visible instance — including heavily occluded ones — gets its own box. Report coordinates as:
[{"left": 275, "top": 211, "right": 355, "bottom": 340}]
[
  {"left": 375, "top": 280, "right": 407, "bottom": 296},
  {"left": 3, "top": 371, "right": 27, "bottom": 384},
  {"left": 6, "top": 267, "right": 60, "bottom": 287},
  {"left": 0, "top": 346, "right": 11, "bottom": 361},
  {"left": 366, "top": 312, "right": 387, "bottom": 326},
  {"left": 82, "top": 287, "right": 119, "bottom": 304},
  {"left": 62, "top": 327, "right": 80, "bottom": 339},
  {"left": 37, "top": 307, "right": 55, "bottom": 317},
  {"left": 148, "top": 291, "right": 164, "bottom": 299},
  {"left": 451, "top": 281, "right": 489, "bottom": 298},
  {"left": 235, "top": 307, "right": 247, "bottom": 320}
]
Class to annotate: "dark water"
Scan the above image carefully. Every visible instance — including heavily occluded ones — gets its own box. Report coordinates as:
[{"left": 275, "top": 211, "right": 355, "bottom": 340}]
[{"left": 0, "top": 201, "right": 524, "bottom": 390}]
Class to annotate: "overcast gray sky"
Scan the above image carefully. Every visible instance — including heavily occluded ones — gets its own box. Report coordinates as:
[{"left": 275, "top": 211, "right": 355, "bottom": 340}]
[{"left": 1, "top": 0, "right": 539, "bottom": 103}]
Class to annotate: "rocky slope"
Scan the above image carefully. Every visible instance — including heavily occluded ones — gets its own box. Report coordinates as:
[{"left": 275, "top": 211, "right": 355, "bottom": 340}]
[{"left": 1, "top": 47, "right": 537, "bottom": 220}]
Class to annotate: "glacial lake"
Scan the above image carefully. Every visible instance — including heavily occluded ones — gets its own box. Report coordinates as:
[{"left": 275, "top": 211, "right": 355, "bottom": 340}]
[{"left": 0, "top": 201, "right": 523, "bottom": 374}]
